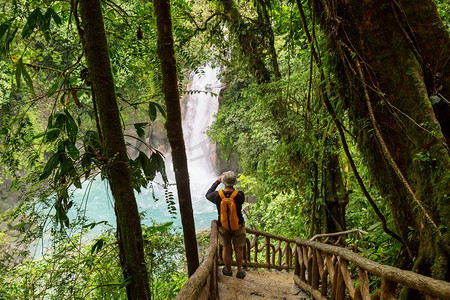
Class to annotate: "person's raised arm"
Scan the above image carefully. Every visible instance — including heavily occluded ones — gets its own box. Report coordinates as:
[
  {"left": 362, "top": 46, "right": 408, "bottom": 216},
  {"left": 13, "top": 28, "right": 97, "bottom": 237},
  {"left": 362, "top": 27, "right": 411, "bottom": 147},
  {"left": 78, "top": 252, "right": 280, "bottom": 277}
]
[{"left": 205, "top": 173, "right": 224, "bottom": 202}]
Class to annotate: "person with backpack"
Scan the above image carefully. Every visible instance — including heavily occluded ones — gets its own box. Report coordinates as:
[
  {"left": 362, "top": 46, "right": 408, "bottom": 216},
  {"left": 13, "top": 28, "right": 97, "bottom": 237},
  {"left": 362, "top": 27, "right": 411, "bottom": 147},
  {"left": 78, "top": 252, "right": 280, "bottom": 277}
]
[{"left": 205, "top": 171, "right": 246, "bottom": 279}]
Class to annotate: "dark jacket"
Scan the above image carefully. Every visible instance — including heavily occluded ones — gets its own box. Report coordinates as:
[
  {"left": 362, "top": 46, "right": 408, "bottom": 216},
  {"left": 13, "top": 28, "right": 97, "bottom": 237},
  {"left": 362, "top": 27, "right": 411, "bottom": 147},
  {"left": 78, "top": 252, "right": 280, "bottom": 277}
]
[{"left": 205, "top": 180, "right": 245, "bottom": 226}]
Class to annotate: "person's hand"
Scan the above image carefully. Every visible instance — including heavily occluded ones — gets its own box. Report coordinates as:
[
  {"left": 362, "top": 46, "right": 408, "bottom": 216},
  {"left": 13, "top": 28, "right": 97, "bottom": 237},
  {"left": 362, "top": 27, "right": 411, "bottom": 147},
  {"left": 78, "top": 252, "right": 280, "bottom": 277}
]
[{"left": 218, "top": 173, "right": 224, "bottom": 182}]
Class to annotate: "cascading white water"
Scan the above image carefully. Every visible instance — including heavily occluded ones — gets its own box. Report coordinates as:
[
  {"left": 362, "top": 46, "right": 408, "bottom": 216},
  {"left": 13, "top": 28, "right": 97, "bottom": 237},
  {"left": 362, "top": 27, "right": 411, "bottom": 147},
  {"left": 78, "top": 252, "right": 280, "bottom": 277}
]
[
  {"left": 33, "top": 67, "right": 222, "bottom": 257},
  {"left": 182, "top": 66, "right": 220, "bottom": 189},
  {"left": 70, "top": 66, "right": 221, "bottom": 233},
  {"left": 161, "top": 65, "right": 222, "bottom": 229}
]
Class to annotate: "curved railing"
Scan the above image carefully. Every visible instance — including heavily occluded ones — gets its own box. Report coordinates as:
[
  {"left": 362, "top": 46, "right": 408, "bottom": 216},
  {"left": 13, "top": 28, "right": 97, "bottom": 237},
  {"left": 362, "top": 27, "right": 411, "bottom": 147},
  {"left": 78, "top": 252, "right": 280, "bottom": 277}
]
[
  {"left": 176, "top": 222, "right": 450, "bottom": 300},
  {"left": 293, "top": 238, "right": 450, "bottom": 299}
]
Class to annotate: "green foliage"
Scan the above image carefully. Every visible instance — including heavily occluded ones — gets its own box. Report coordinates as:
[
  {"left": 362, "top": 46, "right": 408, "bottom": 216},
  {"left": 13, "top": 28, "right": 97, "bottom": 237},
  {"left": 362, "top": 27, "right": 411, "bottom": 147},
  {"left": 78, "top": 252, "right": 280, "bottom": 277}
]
[
  {"left": 0, "top": 221, "right": 187, "bottom": 299},
  {"left": 1, "top": 0, "right": 446, "bottom": 297},
  {"left": 436, "top": 0, "right": 450, "bottom": 31},
  {"left": 0, "top": 1, "right": 193, "bottom": 298}
]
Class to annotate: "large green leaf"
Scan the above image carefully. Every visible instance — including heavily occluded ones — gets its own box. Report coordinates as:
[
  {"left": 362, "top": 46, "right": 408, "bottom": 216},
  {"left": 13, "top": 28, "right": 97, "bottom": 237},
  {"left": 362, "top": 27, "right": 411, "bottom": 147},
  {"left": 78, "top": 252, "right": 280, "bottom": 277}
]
[
  {"left": 149, "top": 101, "right": 157, "bottom": 121},
  {"left": 15, "top": 58, "right": 22, "bottom": 88},
  {"left": 46, "top": 78, "right": 64, "bottom": 95},
  {"left": 50, "top": 7, "right": 62, "bottom": 25},
  {"left": 53, "top": 112, "right": 66, "bottom": 129},
  {"left": 151, "top": 151, "right": 167, "bottom": 183},
  {"left": 60, "top": 156, "right": 74, "bottom": 177},
  {"left": 90, "top": 238, "right": 105, "bottom": 254},
  {"left": 0, "top": 18, "right": 14, "bottom": 40},
  {"left": 134, "top": 122, "right": 147, "bottom": 138},
  {"left": 139, "top": 151, "right": 155, "bottom": 179},
  {"left": 22, "top": 8, "right": 43, "bottom": 39},
  {"left": 55, "top": 188, "right": 70, "bottom": 228},
  {"left": 45, "top": 128, "right": 61, "bottom": 142},
  {"left": 64, "top": 110, "right": 78, "bottom": 143},
  {"left": 3, "top": 26, "right": 18, "bottom": 54},
  {"left": 66, "top": 142, "right": 80, "bottom": 158},
  {"left": 149, "top": 101, "right": 166, "bottom": 120},
  {"left": 45, "top": 112, "right": 66, "bottom": 141},
  {"left": 21, "top": 61, "right": 35, "bottom": 95},
  {"left": 39, "top": 153, "right": 60, "bottom": 180}
]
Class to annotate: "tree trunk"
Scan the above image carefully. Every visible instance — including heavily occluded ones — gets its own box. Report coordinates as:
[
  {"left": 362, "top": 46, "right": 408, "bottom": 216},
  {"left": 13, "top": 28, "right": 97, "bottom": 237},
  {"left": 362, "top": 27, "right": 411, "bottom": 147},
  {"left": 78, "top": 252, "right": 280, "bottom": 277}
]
[
  {"left": 324, "top": 139, "right": 347, "bottom": 234},
  {"left": 308, "top": 161, "right": 319, "bottom": 238},
  {"left": 153, "top": 0, "right": 199, "bottom": 277},
  {"left": 315, "top": 0, "right": 450, "bottom": 281},
  {"left": 218, "top": 0, "right": 272, "bottom": 84},
  {"left": 256, "top": 0, "right": 281, "bottom": 80},
  {"left": 79, "top": 0, "right": 151, "bottom": 298}
]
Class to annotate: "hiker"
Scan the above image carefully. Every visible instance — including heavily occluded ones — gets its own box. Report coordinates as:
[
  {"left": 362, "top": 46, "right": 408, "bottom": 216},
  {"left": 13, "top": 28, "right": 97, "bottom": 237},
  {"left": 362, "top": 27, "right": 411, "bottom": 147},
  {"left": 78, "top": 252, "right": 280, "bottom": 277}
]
[{"left": 206, "top": 171, "right": 246, "bottom": 279}]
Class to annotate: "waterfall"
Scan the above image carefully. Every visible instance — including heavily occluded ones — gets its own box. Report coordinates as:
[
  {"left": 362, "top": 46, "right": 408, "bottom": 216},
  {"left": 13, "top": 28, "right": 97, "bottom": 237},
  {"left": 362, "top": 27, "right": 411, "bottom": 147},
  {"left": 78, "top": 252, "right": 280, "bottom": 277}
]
[
  {"left": 182, "top": 66, "right": 221, "bottom": 186},
  {"left": 130, "top": 65, "right": 222, "bottom": 230},
  {"left": 63, "top": 67, "right": 222, "bottom": 242},
  {"left": 31, "top": 67, "right": 222, "bottom": 258},
  {"left": 161, "top": 65, "right": 222, "bottom": 229}
]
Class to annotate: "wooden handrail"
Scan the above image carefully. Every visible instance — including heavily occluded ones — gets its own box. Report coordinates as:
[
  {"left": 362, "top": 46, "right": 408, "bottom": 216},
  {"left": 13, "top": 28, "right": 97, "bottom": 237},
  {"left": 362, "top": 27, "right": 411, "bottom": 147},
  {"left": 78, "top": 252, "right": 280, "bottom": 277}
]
[
  {"left": 294, "top": 237, "right": 450, "bottom": 299},
  {"left": 310, "top": 229, "right": 368, "bottom": 241},
  {"left": 175, "top": 220, "right": 218, "bottom": 300},
  {"left": 234, "top": 227, "right": 297, "bottom": 271},
  {"left": 175, "top": 223, "right": 450, "bottom": 300}
]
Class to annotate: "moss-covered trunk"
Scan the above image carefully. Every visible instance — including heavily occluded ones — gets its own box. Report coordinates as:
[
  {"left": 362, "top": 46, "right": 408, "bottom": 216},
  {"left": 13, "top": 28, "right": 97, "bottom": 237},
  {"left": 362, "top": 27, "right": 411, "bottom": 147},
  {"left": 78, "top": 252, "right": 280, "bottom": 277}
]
[
  {"left": 324, "top": 139, "right": 347, "bottom": 234},
  {"left": 316, "top": 0, "right": 450, "bottom": 282},
  {"left": 153, "top": 0, "right": 199, "bottom": 277},
  {"left": 218, "top": 0, "right": 272, "bottom": 84},
  {"left": 79, "top": 1, "right": 150, "bottom": 298}
]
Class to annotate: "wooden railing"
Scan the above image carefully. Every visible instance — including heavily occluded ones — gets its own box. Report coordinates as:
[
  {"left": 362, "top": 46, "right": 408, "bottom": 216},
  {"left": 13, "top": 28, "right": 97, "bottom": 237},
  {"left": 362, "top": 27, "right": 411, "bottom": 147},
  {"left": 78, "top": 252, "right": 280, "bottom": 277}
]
[
  {"left": 175, "top": 220, "right": 218, "bottom": 300},
  {"left": 310, "top": 229, "right": 368, "bottom": 246},
  {"left": 220, "top": 227, "right": 365, "bottom": 271},
  {"left": 176, "top": 222, "right": 450, "bottom": 300},
  {"left": 217, "top": 227, "right": 297, "bottom": 271},
  {"left": 293, "top": 238, "right": 450, "bottom": 300}
]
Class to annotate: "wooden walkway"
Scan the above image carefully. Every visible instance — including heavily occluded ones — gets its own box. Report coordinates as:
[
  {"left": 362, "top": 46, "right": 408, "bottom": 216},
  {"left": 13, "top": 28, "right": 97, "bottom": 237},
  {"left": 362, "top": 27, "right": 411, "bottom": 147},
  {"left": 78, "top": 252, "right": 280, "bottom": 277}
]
[
  {"left": 176, "top": 221, "right": 450, "bottom": 300},
  {"left": 218, "top": 269, "right": 310, "bottom": 300}
]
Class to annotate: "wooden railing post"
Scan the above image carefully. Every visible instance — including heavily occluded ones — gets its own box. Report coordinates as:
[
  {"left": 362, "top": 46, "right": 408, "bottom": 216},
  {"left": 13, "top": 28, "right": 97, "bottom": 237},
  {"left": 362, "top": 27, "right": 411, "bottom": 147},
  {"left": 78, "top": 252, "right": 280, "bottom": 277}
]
[
  {"left": 253, "top": 234, "right": 259, "bottom": 263},
  {"left": 210, "top": 245, "right": 217, "bottom": 299},
  {"left": 321, "top": 268, "right": 328, "bottom": 298},
  {"left": 307, "top": 252, "right": 313, "bottom": 283},
  {"left": 276, "top": 240, "right": 282, "bottom": 267},
  {"left": 265, "top": 236, "right": 270, "bottom": 269},
  {"left": 294, "top": 245, "right": 300, "bottom": 276},
  {"left": 380, "top": 276, "right": 397, "bottom": 300},
  {"left": 339, "top": 258, "right": 355, "bottom": 298},
  {"left": 298, "top": 246, "right": 306, "bottom": 281},
  {"left": 245, "top": 238, "right": 250, "bottom": 265},
  {"left": 287, "top": 243, "right": 292, "bottom": 271},
  {"left": 311, "top": 248, "right": 319, "bottom": 289},
  {"left": 331, "top": 257, "right": 346, "bottom": 300},
  {"left": 355, "top": 267, "right": 370, "bottom": 300}
]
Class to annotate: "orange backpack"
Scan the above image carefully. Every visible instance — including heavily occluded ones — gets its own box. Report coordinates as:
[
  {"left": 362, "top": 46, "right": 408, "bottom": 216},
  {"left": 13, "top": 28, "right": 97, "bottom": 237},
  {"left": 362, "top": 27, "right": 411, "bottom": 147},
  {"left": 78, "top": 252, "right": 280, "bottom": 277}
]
[{"left": 219, "top": 190, "right": 240, "bottom": 231}]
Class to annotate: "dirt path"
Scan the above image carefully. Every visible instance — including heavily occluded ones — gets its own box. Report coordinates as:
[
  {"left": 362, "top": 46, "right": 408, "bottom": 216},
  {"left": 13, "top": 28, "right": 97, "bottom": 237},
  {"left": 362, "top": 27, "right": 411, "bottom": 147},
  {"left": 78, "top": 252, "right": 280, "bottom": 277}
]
[{"left": 217, "top": 269, "right": 311, "bottom": 299}]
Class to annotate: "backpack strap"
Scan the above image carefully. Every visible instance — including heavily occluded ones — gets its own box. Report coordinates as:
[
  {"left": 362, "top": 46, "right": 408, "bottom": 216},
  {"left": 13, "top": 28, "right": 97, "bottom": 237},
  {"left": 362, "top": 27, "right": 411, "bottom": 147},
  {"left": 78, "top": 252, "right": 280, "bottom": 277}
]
[{"left": 218, "top": 189, "right": 239, "bottom": 200}]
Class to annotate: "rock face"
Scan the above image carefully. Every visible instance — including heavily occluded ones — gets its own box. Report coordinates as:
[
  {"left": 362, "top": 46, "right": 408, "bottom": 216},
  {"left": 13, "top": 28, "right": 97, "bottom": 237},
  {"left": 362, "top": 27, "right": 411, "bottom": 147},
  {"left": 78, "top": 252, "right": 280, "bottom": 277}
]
[{"left": 0, "top": 177, "right": 19, "bottom": 213}]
